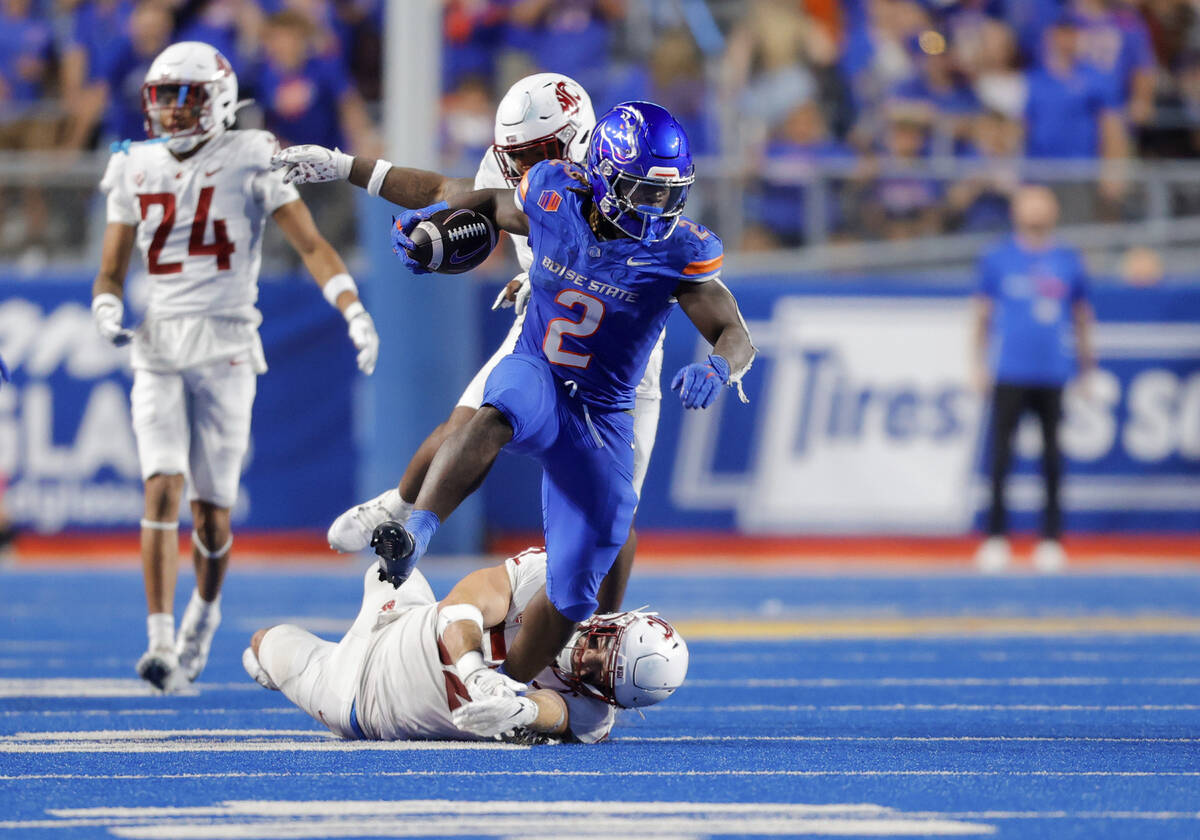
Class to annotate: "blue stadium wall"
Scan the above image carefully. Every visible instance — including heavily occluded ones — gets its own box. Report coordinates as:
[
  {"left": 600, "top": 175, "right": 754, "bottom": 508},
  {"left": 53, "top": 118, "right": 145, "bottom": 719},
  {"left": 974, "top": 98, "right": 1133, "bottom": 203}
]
[{"left": 1, "top": 269, "right": 1197, "bottom": 548}]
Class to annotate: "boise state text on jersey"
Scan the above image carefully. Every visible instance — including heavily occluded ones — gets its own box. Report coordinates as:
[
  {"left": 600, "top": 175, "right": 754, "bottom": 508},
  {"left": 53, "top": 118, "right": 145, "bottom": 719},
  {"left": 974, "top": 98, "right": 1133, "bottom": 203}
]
[{"left": 512, "top": 159, "right": 723, "bottom": 411}]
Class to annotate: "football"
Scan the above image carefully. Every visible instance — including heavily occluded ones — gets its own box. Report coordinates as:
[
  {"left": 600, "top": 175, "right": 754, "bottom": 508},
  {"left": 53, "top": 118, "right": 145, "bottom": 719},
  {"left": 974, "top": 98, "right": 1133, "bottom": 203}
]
[{"left": 404, "top": 208, "right": 498, "bottom": 275}]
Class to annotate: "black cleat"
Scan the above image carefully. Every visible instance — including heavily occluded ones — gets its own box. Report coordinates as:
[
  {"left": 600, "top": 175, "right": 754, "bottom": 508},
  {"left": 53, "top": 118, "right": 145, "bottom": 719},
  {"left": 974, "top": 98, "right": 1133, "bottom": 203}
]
[{"left": 371, "top": 519, "right": 417, "bottom": 588}]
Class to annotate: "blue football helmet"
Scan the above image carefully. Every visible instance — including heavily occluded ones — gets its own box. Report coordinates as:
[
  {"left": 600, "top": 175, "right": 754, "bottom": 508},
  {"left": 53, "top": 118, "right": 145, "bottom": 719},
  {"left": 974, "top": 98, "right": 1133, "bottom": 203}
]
[{"left": 587, "top": 101, "right": 695, "bottom": 242}]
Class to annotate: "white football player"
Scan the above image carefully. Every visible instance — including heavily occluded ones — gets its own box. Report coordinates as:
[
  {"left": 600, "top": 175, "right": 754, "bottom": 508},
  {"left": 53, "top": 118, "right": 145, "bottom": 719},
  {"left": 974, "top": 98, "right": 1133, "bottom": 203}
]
[
  {"left": 271, "top": 73, "right": 665, "bottom": 613},
  {"left": 92, "top": 41, "right": 381, "bottom": 691},
  {"left": 242, "top": 547, "right": 689, "bottom": 743}
]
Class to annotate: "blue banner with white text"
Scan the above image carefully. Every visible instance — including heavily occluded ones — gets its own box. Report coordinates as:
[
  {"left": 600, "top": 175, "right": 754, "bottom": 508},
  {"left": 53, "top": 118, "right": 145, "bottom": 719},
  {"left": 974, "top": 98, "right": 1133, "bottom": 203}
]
[{"left": 0, "top": 273, "right": 356, "bottom": 533}]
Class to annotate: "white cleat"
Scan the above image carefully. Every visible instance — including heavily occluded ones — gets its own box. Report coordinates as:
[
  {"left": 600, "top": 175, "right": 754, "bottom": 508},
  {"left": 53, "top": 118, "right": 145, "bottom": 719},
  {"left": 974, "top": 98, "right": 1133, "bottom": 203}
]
[
  {"left": 974, "top": 536, "right": 1011, "bottom": 574},
  {"left": 327, "top": 487, "right": 409, "bottom": 553},
  {"left": 242, "top": 646, "right": 278, "bottom": 690},
  {"left": 176, "top": 601, "right": 221, "bottom": 683},
  {"left": 1032, "top": 539, "right": 1068, "bottom": 574},
  {"left": 137, "top": 645, "right": 186, "bottom": 692}
]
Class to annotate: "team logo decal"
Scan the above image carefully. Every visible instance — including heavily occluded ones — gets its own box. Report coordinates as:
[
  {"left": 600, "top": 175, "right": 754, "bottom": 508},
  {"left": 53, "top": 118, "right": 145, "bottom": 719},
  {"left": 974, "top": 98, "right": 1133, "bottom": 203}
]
[
  {"left": 538, "top": 190, "right": 562, "bottom": 212},
  {"left": 594, "top": 107, "right": 641, "bottom": 163},
  {"left": 555, "top": 81, "right": 582, "bottom": 114}
]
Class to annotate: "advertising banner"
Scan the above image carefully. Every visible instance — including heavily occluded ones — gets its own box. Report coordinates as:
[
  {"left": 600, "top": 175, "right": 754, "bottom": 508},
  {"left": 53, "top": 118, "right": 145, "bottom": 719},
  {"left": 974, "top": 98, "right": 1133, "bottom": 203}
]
[
  {"left": 482, "top": 281, "right": 1200, "bottom": 535},
  {"left": 0, "top": 273, "right": 357, "bottom": 533}
]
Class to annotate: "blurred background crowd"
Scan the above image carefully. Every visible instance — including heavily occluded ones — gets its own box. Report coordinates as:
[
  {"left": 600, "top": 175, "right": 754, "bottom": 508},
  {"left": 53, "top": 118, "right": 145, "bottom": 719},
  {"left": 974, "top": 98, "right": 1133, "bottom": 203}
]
[{"left": 2, "top": 0, "right": 1200, "bottom": 271}]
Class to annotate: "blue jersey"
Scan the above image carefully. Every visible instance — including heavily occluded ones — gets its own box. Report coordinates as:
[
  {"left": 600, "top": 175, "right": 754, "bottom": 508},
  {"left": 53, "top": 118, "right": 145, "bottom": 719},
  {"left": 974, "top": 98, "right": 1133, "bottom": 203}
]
[
  {"left": 513, "top": 160, "right": 723, "bottom": 410},
  {"left": 978, "top": 236, "right": 1091, "bottom": 386}
]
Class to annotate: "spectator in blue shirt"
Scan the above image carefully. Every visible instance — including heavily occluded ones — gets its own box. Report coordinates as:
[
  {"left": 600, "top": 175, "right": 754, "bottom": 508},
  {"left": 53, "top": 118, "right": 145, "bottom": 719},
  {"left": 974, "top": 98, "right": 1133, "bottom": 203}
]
[
  {"left": 59, "top": 0, "right": 134, "bottom": 149},
  {"left": 745, "top": 99, "right": 853, "bottom": 247},
  {"left": 0, "top": 0, "right": 54, "bottom": 116},
  {"left": 256, "top": 9, "right": 379, "bottom": 154},
  {"left": 971, "top": 185, "right": 1096, "bottom": 574},
  {"left": 96, "top": 0, "right": 174, "bottom": 143},
  {"left": 1024, "top": 14, "right": 1125, "bottom": 160},
  {"left": 1072, "top": 0, "right": 1157, "bottom": 125}
]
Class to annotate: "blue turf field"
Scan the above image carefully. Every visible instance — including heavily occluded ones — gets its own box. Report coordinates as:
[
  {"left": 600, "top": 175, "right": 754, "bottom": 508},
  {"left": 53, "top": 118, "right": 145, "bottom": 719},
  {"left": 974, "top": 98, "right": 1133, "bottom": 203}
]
[{"left": 2, "top": 562, "right": 1199, "bottom": 838}]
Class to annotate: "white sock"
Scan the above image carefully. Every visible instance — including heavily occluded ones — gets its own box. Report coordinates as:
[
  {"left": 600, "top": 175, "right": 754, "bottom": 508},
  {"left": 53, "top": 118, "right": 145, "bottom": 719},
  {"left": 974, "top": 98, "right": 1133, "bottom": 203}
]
[
  {"left": 184, "top": 589, "right": 221, "bottom": 625},
  {"left": 381, "top": 488, "right": 413, "bottom": 524},
  {"left": 147, "top": 613, "right": 174, "bottom": 650}
]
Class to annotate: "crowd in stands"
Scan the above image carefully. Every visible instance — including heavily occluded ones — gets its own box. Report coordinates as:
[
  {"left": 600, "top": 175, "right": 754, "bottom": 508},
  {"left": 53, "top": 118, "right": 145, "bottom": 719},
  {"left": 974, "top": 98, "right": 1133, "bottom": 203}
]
[{"left": 2, "top": 0, "right": 1200, "bottom": 257}]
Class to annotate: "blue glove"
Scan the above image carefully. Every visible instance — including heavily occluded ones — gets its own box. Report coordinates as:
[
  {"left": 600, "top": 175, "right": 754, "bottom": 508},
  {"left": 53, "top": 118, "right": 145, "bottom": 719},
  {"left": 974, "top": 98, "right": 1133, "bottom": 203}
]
[
  {"left": 390, "top": 201, "right": 449, "bottom": 274},
  {"left": 671, "top": 354, "right": 730, "bottom": 410}
]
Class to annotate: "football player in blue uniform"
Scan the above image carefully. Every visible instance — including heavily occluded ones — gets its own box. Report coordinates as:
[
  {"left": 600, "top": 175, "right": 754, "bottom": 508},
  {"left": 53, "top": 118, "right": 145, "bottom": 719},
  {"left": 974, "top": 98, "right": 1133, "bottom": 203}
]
[{"left": 377, "top": 101, "right": 756, "bottom": 682}]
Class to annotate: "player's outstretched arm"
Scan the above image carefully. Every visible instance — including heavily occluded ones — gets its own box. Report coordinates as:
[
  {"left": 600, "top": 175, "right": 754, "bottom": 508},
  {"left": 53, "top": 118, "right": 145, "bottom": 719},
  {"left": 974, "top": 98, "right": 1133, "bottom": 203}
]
[
  {"left": 673, "top": 279, "right": 758, "bottom": 409},
  {"left": 91, "top": 222, "right": 137, "bottom": 346},
  {"left": 269, "top": 143, "right": 474, "bottom": 208},
  {"left": 446, "top": 188, "right": 530, "bottom": 237},
  {"left": 273, "top": 198, "right": 380, "bottom": 375}
]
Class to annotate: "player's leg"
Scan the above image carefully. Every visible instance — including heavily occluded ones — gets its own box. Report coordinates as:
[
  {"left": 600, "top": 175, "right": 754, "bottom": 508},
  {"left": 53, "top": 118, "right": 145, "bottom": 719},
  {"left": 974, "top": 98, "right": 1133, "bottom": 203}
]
[
  {"left": 373, "top": 354, "right": 558, "bottom": 586},
  {"left": 130, "top": 368, "right": 190, "bottom": 689},
  {"left": 977, "top": 382, "right": 1023, "bottom": 572},
  {"left": 596, "top": 382, "right": 661, "bottom": 613},
  {"left": 504, "top": 405, "right": 637, "bottom": 681},
  {"left": 329, "top": 313, "right": 526, "bottom": 552},
  {"left": 175, "top": 358, "right": 256, "bottom": 682},
  {"left": 249, "top": 623, "right": 363, "bottom": 738}
]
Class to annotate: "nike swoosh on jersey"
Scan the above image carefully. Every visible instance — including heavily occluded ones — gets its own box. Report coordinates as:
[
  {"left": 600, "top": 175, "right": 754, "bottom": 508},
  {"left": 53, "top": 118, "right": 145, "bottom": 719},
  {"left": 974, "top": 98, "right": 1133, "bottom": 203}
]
[
  {"left": 205, "top": 168, "right": 223, "bottom": 177},
  {"left": 626, "top": 257, "right": 652, "bottom": 267}
]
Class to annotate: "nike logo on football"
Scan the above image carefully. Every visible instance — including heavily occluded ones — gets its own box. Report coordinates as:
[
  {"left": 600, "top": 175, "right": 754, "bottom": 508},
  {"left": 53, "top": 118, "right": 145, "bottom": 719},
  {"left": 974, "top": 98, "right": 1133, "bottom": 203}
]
[
  {"left": 626, "top": 257, "right": 652, "bottom": 267},
  {"left": 205, "top": 167, "right": 223, "bottom": 177}
]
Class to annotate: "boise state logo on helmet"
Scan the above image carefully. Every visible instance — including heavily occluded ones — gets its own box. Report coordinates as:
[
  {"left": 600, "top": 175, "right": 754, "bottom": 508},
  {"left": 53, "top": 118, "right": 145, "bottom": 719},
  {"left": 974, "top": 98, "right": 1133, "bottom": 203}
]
[{"left": 587, "top": 102, "right": 695, "bottom": 243}]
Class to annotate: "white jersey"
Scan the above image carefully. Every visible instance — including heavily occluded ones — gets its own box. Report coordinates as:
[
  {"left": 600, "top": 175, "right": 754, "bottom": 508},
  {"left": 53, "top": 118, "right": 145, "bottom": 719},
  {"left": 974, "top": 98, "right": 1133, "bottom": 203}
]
[
  {"left": 482, "top": 549, "right": 615, "bottom": 743},
  {"left": 100, "top": 129, "right": 300, "bottom": 372},
  {"left": 474, "top": 149, "right": 663, "bottom": 402},
  {"left": 355, "top": 551, "right": 614, "bottom": 743}
]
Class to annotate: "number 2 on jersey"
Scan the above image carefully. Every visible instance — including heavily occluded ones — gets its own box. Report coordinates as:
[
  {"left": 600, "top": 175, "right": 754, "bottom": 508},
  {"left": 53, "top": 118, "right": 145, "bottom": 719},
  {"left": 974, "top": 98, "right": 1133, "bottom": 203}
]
[
  {"left": 543, "top": 290, "right": 605, "bottom": 369},
  {"left": 138, "top": 186, "right": 235, "bottom": 274}
]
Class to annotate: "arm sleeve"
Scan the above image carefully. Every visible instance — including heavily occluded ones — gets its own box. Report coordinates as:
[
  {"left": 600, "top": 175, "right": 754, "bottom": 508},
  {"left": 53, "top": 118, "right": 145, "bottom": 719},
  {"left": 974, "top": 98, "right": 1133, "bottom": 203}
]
[
  {"left": 563, "top": 694, "right": 616, "bottom": 744},
  {"left": 677, "top": 224, "right": 724, "bottom": 284},
  {"left": 99, "top": 153, "right": 138, "bottom": 226},
  {"left": 504, "top": 549, "right": 549, "bottom": 615},
  {"left": 250, "top": 132, "right": 301, "bottom": 213}
]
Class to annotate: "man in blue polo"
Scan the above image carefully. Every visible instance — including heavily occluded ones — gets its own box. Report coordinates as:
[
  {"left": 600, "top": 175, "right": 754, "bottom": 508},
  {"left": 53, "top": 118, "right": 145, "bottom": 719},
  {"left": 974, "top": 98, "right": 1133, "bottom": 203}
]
[{"left": 972, "top": 185, "right": 1096, "bottom": 573}]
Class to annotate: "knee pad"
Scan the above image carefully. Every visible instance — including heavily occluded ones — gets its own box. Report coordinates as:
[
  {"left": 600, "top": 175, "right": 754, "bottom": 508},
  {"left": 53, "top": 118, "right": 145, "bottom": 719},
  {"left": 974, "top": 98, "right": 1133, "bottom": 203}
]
[{"left": 193, "top": 530, "right": 232, "bottom": 560}]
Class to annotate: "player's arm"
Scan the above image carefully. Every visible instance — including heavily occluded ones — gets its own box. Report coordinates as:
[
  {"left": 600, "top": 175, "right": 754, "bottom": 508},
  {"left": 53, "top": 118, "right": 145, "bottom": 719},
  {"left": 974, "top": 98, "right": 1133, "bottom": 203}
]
[
  {"left": 269, "top": 142, "right": 475, "bottom": 208},
  {"left": 273, "top": 198, "right": 380, "bottom": 375},
  {"left": 672, "top": 279, "right": 757, "bottom": 408},
  {"left": 437, "top": 564, "right": 526, "bottom": 699},
  {"left": 90, "top": 222, "right": 137, "bottom": 345},
  {"left": 445, "top": 187, "right": 529, "bottom": 236}
]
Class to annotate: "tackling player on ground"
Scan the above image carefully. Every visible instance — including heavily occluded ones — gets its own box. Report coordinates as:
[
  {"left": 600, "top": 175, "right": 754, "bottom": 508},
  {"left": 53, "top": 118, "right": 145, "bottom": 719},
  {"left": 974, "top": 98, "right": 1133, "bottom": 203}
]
[
  {"left": 91, "top": 42, "right": 380, "bottom": 691},
  {"left": 377, "top": 101, "right": 755, "bottom": 684},
  {"left": 272, "top": 73, "right": 660, "bottom": 612},
  {"left": 242, "top": 548, "right": 688, "bottom": 743}
]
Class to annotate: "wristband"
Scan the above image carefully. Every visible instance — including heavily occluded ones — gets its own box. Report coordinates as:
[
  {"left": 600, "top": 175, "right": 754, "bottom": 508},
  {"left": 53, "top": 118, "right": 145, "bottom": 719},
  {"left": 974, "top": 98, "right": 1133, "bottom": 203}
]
[
  {"left": 437, "top": 603, "right": 485, "bottom": 636},
  {"left": 454, "top": 649, "right": 486, "bottom": 678},
  {"left": 367, "top": 159, "right": 393, "bottom": 197},
  {"left": 322, "top": 273, "right": 358, "bottom": 307}
]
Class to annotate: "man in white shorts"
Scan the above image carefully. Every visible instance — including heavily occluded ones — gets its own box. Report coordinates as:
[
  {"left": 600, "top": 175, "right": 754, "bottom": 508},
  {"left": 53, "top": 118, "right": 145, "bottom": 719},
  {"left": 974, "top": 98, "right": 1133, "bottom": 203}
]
[
  {"left": 92, "top": 41, "right": 380, "bottom": 691},
  {"left": 243, "top": 547, "right": 689, "bottom": 743},
  {"left": 272, "top": 72, "right": 664, "bottom": 612}
]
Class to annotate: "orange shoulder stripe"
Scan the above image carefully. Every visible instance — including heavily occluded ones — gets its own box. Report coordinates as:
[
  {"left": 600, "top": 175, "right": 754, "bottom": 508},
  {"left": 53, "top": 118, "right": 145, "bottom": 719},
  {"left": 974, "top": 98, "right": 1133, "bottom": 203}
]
[
  {"left": 518, "top": 171, "right": 531, "bottom": 201},
  {"left": 682, "top": 254, "right": 723, "bottom": 276}
]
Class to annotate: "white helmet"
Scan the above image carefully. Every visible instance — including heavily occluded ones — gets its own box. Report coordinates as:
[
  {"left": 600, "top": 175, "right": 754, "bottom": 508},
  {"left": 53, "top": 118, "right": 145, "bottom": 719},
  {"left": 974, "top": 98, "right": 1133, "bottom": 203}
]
[
  {"left": 491, "top": 72, "right": 596, "bottom": 185},
  {"left": 553, "top": 609, "right": 689, "bottom": 708},
  {"left": 142, "top": 41, "right": 238, "bottom": 154}
]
